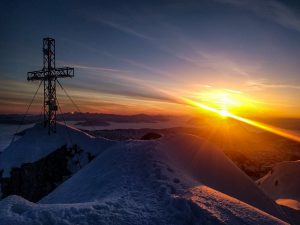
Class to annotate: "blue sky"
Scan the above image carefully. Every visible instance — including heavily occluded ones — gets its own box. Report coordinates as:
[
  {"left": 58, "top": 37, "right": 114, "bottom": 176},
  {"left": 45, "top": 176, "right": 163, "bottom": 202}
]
[{"left": 1, "top": 0, "right": 300, "bottom": 116}]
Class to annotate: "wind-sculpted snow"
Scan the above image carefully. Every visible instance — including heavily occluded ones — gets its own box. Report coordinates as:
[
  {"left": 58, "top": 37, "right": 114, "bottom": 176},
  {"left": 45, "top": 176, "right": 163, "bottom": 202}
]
[
  {"left": 0, "top": 187, "right": 286, "bottom": 225},
  {"left": 0, "top": 122, "right": 114, "bottom": 177},
  {"left": 0, "top": 126, "right": 291, "bottom": 224},
  {"left": 158, "top": 135, "right": 285, "bottom": 218},
  {"left": 258, "top": 160, "right": 300, "bottom": 210}
]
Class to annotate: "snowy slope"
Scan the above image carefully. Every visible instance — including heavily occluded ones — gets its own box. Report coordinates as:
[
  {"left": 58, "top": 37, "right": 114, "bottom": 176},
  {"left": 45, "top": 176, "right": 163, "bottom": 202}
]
[
  {"left": 257, "top": 160, "right": 300, "bottom": 210},
  {"left": 0, "top": 122, "right": 114, "bottom": 177},
  {"left": 158, "top": 135, "right": 284, "bottom": 218},
  {"left": 0, "top": 126, "right": 292, "bottom": 224},
  {"left": 38, "top": 134, "right": 288, "bottom": 223},
  {"left": 0, "top": 191, "right": 287, "bottom": 225}
]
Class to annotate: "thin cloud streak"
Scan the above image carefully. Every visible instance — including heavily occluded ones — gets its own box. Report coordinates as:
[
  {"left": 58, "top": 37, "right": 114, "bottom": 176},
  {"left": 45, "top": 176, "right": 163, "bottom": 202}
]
[
  {"left": 61, "top": 62, "right": 174, "bottom": 96},
  {"left": 95, "top": 18, "right": 154, "bottom": 41},
  {"left": 245, "top": 79, "right": 300, "bottom": 91},
  {"left": 63, "top": 63, "right": 131, "bottom": 74},
  {"left": 216, "top": 0, "right": 300, "bottom": 33}
]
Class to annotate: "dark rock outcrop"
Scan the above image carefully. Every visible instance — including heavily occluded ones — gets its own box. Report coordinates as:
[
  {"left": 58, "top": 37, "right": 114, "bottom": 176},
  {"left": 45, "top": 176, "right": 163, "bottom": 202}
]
[
  {"left": 0, "top": 144, "right": 95, "bottom": 202},
  {"left": 141, "top": 132, "right": 162, "bottom": 140}
]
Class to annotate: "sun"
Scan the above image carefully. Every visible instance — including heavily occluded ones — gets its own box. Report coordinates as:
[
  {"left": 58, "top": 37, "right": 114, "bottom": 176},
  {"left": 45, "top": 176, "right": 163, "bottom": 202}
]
[
  {"left": 183, "top": 96, "right": 300, "bottom": 143},
  {"left": 193, "top": 89, "right": 243, "bottom": 117},
  {"left": 219, "top": 109, "right": 230, "bottom": 117}
]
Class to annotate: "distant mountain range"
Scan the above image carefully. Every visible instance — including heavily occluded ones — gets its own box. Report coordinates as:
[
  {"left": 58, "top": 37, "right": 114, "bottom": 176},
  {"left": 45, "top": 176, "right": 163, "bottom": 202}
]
[
  {"left": 0, "top": 113, "right": 170, "bottom": 126},
  {"left": 2, "top": 113, "right": 300, "bottom": 130}
]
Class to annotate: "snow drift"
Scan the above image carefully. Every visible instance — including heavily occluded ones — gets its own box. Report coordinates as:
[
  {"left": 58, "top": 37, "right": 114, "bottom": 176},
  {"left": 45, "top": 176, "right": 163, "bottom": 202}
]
[
  {"left": 0, "top": 124, "right": 292, "bottom": 224},
  {"left": 39, "top": 134, "right": 287, "bottom": 223},
  {"left": 0, "top": 122, "right": 114, "bottom": 177},
  {"left": 257, "top": 160, "right": 300, "bottom": 210}
]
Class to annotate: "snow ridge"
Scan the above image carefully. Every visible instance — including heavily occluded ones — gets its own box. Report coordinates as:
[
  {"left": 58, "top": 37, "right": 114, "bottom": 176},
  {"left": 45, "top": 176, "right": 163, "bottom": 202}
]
[
  {"left": 0, "top": 124, "right": 292, "bottom": 224},
  {"left": 0, "top": 122, "right": 114, "bottom": 177}
]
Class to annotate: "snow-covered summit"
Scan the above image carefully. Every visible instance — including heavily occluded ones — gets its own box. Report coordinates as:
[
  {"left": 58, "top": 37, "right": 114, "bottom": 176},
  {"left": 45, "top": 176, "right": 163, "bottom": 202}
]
[
  {"left": 0, "top": 192, "right": 287, "bottom": 225},
  {"left": 0, "top": 124, "right": 294, "bottom": 224},
  {"left": 38, "top": 134, "right": 288, "bottom": 223},
  {"left": 158, "top": 134, "right": 285, "bottom": 218},
  {"left": 0, "top": 122, "right": 114, "bottom": 177}
]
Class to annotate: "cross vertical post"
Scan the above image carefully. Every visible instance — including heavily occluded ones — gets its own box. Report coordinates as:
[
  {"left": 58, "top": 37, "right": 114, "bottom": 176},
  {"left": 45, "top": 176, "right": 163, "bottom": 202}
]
[{"left": 27, "top": 38, "right": 74, "bottom": 135}]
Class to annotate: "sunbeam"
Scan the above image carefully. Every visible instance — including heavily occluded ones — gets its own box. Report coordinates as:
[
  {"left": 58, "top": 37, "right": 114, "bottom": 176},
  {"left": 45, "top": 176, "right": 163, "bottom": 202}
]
[{"left": 183, "top": 97, "right": 300, "bottom": 143}]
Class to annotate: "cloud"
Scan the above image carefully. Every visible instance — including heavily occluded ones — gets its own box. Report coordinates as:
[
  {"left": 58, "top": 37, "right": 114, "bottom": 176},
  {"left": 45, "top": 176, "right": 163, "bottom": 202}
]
[
  {"left": 79, "top": 9, "right": 256, "bottom": 81},
  {"left": 80, "top": 49, "right": 176, "bottom": 80},
  {"left": 223, "top": 89, "right": 243, "bottom": 94},
  {"left": 0, "top": 67, "right": 180, "bottom": 114},
  {"left": 245, "top": 79, "right": 300, "bottom": 91},
  {"left": 55, "top": 67, "right": 177, "bottom": 104},
  {"left": 215, "top": 0, "right": 300, "bottom": 33},
  {"left": 67, "top": 64, "right": 131, "bottom": 74},
  {"left": 95, "top": 18, "right": 154, "bottom": 41},
  {"left": 120, "top": 58, "right": 173, "bottom": 78}
]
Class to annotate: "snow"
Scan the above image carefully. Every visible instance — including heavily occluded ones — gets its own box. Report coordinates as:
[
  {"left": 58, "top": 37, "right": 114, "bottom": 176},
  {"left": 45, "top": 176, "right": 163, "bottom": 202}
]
[
  {"left": 0, "top": 124, "right": 292, "bottom": 224},
  {"left": 0, "top": 192, "right": 287, "bottom": 225},
  {"left": 257, "top": 160, "right": 300, "bottom": 211},
  {"left": 276, "top": 199, "right": 300, "bottom": 211},
  {"left": 0, "top": 190, "right": 288, "bottom": 225},
  {"left": 157, "top": 135, "right": 287, "bottom": 218},
  {"left": 38, "top": 134, "right": 287, "bottom": 223},
  {"left": 0, "top": 123, "right": 34, "bottom": 152},
  {"left": 0, "top": 122, "right": 114, "bottom": 177}
]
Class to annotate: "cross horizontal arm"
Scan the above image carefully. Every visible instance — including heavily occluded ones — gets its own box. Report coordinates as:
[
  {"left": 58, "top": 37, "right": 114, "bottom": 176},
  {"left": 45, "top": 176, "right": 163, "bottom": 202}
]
[{"left": 27, "top": 67, "right": 74, "bottom": 81}]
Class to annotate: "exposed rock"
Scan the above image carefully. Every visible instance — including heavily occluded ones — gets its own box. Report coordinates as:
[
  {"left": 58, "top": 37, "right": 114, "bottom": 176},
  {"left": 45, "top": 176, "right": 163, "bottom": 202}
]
[
  {"left": 0, "top": 144, "right": 95, "bottom": 202},
  {"left": 141, "top": 132, "right": 162, "bottom": 140}
]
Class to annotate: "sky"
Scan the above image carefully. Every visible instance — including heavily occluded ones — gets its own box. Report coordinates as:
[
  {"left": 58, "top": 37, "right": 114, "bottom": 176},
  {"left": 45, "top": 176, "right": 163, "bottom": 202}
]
[{"left": 1, "top": 0, "right": 300, "bottom": 117}]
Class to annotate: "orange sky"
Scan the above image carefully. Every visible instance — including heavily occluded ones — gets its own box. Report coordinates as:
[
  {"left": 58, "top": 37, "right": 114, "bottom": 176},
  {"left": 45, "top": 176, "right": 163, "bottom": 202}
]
[{"left": 1, "top": 1, "right": 300, "bottom": 118}]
